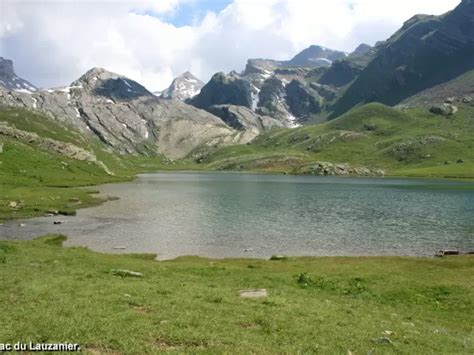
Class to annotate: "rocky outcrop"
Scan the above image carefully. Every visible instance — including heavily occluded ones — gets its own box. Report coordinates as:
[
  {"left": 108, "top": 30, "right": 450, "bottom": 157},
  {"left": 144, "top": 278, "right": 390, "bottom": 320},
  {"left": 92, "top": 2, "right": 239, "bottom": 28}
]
[
  {"left": 160, "top": 71, "right": 204, "bottom": 101},
  {"left": 0, "top": 57, "right": 37, "bottom": 93},
  {"left": 299, "top": 162, "right": 385, "bottom": 176},
  {"left": 429, "top": 103, "right": 458, "bottom": 116},
  {"left": 0, "top": 121, "right": 113, "bottom": 174},
  {"left": 284, "top": 80, "right": 321, "bottom": 119},
  {"left": 255, "top": 77, "right": 292, "bottom": 122}
]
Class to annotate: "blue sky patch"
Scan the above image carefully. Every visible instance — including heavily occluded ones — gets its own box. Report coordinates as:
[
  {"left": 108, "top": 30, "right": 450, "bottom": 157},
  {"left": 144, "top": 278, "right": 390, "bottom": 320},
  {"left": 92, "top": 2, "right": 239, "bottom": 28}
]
[{"left": 146, "top": 0, "right": 232, "bottom": 27}]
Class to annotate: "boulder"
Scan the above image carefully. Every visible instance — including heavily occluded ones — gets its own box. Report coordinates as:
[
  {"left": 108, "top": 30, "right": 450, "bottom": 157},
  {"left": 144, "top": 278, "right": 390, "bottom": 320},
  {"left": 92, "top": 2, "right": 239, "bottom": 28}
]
[
  {"left": 238, "top": 289, "right": 268, "bottom": 298},
  {"left": 429, "top": 104, "right": 458, "bottom": 116}
]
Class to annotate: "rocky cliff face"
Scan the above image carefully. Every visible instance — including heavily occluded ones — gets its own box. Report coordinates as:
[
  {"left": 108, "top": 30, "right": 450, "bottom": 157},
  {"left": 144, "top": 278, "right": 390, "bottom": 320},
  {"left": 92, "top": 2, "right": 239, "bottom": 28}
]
[
  {"left": 0, "top": 57, "right": 37, "bottom": 93},
  {"left": 161, "top": 71, "right": 204, "bottom": 101},
  {"left": 190, "top": 72, "right": 253, "bottom": 109}
]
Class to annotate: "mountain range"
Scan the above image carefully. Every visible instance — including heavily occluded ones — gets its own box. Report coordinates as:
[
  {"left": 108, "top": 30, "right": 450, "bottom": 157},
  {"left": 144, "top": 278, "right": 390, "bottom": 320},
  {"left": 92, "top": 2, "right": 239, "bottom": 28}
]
[{"left": 0, "top": 0, "right": 473, "bottom": 167}]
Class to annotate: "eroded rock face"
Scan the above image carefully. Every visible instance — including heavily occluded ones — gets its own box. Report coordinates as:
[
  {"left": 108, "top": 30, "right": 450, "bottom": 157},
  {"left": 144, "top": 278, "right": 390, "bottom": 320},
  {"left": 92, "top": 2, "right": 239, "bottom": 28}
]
[
  {"left": 285, "top": 80, "right": 321, "bottom": 119},
  {"left": 207, "top": 105, "right": 284, "bottom": 132},
  {"left": 151, "top": 99, "right": 255, "bottom": 159}
]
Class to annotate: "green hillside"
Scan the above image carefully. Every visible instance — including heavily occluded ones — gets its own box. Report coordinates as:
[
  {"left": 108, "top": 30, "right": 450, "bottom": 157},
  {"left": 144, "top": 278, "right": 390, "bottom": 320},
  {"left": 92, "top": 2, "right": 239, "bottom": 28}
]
[
  {"left": 0, "top": 108, "right": 173, "bottom": 221},
  {"left": 199, "top": 103, "right": 474, "bottom": 178}
]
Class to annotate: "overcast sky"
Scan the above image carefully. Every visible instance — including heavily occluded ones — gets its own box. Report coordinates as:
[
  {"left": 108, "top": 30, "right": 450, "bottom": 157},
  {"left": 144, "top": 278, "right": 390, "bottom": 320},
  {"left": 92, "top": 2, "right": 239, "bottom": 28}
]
[{"left": 0, "top": 0, "right": 461, "bottom": 91}]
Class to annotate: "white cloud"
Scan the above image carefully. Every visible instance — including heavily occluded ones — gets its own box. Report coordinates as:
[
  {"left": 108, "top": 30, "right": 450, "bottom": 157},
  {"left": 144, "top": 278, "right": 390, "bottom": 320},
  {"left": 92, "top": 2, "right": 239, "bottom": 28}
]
[{"left": 0, "top": 0, "right": 462, "bottom": 91}]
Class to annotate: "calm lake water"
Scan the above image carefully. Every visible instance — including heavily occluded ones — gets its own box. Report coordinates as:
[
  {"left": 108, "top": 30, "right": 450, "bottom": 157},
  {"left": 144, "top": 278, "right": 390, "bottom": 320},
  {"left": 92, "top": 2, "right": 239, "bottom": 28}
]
[{"left": 1, "top": 172, "right": 473, "bottom": 259}]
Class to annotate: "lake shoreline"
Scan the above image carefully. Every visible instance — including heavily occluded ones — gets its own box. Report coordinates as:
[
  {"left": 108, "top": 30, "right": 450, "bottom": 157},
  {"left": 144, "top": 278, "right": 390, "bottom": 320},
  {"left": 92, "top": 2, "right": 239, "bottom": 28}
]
[{"left": 2, "top": 172, "right": 472, "bottom": 259}]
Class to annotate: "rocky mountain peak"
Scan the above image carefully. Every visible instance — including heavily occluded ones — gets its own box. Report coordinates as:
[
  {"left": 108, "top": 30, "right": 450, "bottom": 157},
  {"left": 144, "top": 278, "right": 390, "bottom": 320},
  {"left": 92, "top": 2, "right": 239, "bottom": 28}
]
[
  {"left": 0, "top": 57, "right": 15, "bottom": 77},
  {"left": 352, "top": 43, "right": 372, "bottom": 56},
  {"left": 287, "top": 45, "right": 348, "bottom": 67},
  {"left": 71, "top": 67, "right": 152, "bottom": 100},
  {"left": 72, "top": 67, "right": 118, "bottom": 87},
  {"left": 0, "top": 57, "right": 37, "bottom": 93},
  {"left": 161, "top": 71, "right": 204, "bottom": 100}
]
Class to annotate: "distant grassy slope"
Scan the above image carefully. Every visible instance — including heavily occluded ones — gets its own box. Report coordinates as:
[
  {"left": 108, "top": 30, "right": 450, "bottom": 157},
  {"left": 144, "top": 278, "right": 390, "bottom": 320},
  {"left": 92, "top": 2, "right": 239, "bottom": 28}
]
[
  {"left": 0, "top": 235, "right": 472, "bottom": 354},
  {"left": 200, "top": 103, "right": 474, "bottom": 178}
]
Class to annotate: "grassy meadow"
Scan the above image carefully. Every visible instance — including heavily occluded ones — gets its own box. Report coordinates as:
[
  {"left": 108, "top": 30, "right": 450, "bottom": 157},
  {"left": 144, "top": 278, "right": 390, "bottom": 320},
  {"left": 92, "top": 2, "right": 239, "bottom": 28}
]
[{"left": 0, "top": 235, "right": 472, "bottom": 354}]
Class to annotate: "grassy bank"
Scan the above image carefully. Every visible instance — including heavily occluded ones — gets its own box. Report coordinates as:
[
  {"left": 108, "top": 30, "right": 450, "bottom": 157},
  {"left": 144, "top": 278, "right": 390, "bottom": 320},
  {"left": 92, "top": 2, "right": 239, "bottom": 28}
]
[
  {"left": 198, "top": 103, "right": 474, "bottom": 178},
  {"left": 0, "top": 235, "right": 472, "bottom": 353}
]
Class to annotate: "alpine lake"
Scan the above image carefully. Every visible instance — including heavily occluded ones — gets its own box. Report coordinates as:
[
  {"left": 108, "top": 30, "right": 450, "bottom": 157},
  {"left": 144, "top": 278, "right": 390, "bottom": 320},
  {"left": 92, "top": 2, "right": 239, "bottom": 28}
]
[{"left": 1, "top": 172, "right": 473, "bottom": 260}]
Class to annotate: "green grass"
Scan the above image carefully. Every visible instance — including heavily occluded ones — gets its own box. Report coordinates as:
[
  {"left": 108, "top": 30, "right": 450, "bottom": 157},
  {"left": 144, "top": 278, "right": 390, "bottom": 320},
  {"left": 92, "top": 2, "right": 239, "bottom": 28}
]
[
  {"left": 0, "top": 235, "right": 472, "bottom": 354},
  {"left": 199, "top": 103, "right": 474, "bottom": 178}
]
